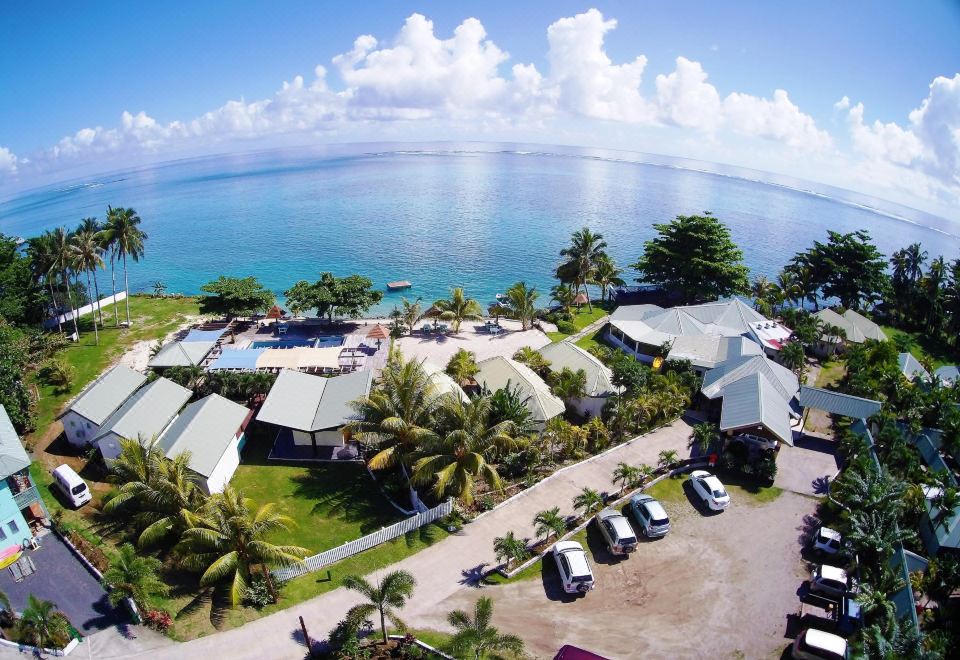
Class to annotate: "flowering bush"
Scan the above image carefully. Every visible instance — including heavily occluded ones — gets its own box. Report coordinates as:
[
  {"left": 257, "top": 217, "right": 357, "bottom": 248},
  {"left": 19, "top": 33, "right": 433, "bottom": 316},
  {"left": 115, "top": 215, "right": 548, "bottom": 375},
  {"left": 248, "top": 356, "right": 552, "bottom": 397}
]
[{"left": 143, "top": 609, "right": 172, "bottom": 632}]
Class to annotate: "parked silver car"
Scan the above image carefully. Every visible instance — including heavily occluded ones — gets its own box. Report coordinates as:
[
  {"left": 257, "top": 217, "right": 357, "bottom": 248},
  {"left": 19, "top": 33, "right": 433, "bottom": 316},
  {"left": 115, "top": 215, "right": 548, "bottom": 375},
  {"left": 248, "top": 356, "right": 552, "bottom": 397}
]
[
  {"left": 595, "top": 508, "right": 638, "bottom": 555},
  {"left": 629, "top": 494, "right": 670, "bottom": 537}
]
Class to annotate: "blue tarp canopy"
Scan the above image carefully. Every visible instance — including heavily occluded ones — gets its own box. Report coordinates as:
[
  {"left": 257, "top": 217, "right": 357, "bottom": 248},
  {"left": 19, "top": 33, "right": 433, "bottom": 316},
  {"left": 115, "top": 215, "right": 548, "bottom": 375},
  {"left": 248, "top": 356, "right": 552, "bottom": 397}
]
[
  {"left": 183, "top": 328, "right": 227, "bottom": 343},
  {"left": 209, "top": 348, "right": 265, "bottom": 370}
]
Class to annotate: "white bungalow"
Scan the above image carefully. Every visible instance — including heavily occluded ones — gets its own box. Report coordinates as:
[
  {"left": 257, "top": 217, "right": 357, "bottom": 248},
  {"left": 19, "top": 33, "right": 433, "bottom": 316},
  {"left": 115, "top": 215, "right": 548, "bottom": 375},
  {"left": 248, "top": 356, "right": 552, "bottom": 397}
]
[
  {"left": 475, "top": 356, "right": 565, "bottom": 429},
  {"left": 59, "top": 365, "right": 147, "bottom": 447},
  {"left": 538, "top": 342, "right": 617, "bottom": 418}
]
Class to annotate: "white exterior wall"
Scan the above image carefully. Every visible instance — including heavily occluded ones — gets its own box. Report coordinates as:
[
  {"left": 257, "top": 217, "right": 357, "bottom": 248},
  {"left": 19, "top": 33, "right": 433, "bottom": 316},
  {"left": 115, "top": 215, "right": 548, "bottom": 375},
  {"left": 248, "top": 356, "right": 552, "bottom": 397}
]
[
  {"left": 605, "top": 329, "right": 654, "bottom": 364},
  {"left": 291, "top": 429, "right": 313, "bottom": 446},
  {"left": 571, "top": 395, "right": 608, "bottom": 419},
  {"left": 314, "top": 429, "right": 344, "bottom": 447},
  {"left": 62, "top": 410, "right": 97, "bottom": 447},
  {"left": 202, "top": 434, "right": 242, "bottom": 495},
  {"left": 97, "top": 432, "right": 125, "bottom": 464}
]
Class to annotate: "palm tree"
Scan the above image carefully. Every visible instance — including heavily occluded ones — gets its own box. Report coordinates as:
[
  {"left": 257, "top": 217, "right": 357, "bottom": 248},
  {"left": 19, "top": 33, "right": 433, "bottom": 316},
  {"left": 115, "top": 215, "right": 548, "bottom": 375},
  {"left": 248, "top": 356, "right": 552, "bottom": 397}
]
[
  {"left": 559, "top": 227, "right": 608, "bottom": 312},
  {"left": 573, "top": 487, "right": 603, "bottom": 517},
  {"left": 71, "top": 228, "right": 105, "bottom": 344},
  {"left": 178, "top": 487, "right": 308, "bottom": 607},
  {"left": 657, "top": 449, "right": 679, "bottom": 471},
  {"left": 504, "top": 281, "right": 538, "bottom": 330},
  {"left": 16, "top": 595, "right": 71, "bottom": 650},
  {"left": 351, "top": 357, "right": 441, "bottom": 473},
  {"left": 846, "top": 509, "right": 915, "bottom": 567},
  {"left": 342, "top": 570, "right": 416, "bottom": 644},
  {"left": 904, "top": 242, "right": 928, "bottom": 285},
  {"left": 533, "top": 507, "right": 567, "bottom": 541},
  {"left": 433, "top": 287, "right": 483, "bottom": 333},
  {"left": 855, "top": 568, "right": 904, "bottom": 631},
  {"left": 398, "top": 297, "right": 422, "bottom": 335},
  {"left": 446, "top": 349, "right": 479, "bottom": 386},
  {"left": 550, "top": 367, "right": 587, "bottom": 401},
  {"left": 102, "top": 543, "right": 169, "bottom": 609},
  {"left": 934, "top": 487, "right": 960, "bottom": 531},
  {"left": 50, "top": 227, "right": 80, "bottom": 339},
  {"left": 612, "top": 462, "right": 640, "bottom": 491},
  {"left": 448, "top": 596, "right": 525, "bottom": 660},
  {"left": 779, "top": 341, "right": 806, "bottom": 379},
  {"left": 591, "top": 255, "right": 624, "bottom": 303},
  {"left": 411, "top": 397, "right": 514, "bottom": 504},
  {"left": 101, "top": 206, "right": 147, "bottom": 327},
  {"left": 550, "top": 283, "right": 576, "bottom": 316},
  {"left": 26, "top": 232, "right": 62, "bottom": 332},
  {"left": 512, "top": 346, "right": 551, "bottom": 376},
  {"left": 750, "top": 275, "right": 776, "bottom": 311},
  {"left": 492, "top": 531, "right": 528, "bottom": 568},
  {"left": 776, "top": 269, "right": 798, "bottom": 309},
  {"left": 689, "top": 423, "right": 718, "bottom": 455}
]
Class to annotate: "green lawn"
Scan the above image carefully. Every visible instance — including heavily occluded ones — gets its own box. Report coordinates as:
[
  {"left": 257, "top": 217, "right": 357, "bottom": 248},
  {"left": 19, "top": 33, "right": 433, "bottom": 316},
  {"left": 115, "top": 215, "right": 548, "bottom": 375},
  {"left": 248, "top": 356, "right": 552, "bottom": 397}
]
[
  {"left": 546, "top": 306, "right": 610, "bottom": 343},
  {"left": 646, "top": 473, "right": 781, "bottom": 506},
  {"left": 29, "top": 294, "right": 202, "bottom": 446},
  {"left": 880, "top": 324, "right": 958, "bottom": 370},
  {"left": 815, "top": 359, "right": 846, "bottom": 389}
]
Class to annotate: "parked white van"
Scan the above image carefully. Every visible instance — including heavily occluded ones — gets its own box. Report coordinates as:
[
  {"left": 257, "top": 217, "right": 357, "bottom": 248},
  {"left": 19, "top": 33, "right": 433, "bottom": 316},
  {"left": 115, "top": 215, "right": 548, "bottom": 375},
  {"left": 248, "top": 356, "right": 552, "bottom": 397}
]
[{"left": 52, "top": 465, "right": 91, "bottom": 508}]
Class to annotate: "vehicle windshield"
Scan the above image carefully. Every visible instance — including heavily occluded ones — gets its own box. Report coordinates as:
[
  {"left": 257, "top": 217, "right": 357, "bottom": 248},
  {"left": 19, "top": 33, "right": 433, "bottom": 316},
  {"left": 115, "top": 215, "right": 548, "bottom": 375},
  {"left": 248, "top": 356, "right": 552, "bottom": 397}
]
[
  {"left": 651, "top": 517, "right": 669, "bottom": 526},
  {"left": 713, "top": 489, "right": 727, "bottom": 499},
  {"left": 71, "top": 484, "right": 87, "bottom": 495}
]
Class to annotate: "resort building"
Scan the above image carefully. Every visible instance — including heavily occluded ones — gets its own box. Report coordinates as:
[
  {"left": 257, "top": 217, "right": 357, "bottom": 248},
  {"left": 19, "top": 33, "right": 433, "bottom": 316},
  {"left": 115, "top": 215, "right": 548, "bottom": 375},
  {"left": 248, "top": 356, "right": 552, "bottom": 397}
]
[
  {"left": 256, "top": 368, "right": 373, "bottom": 459},
  {"left": 0, "top": 406, "right": 48, "bottom": 555},
  {"left": 908, "top": 429, "right": 960, "bottom": 555},
  {"left": 147, "top": 328, "right": 227, "bottom": 371},
  {"left": 933, "top": 365, "right": 959, "bottom": 386},
  {"left": 59, "top": 365, "right": 147, "bottom": 447},
  {"left": 475, "top": 356, "right": 565, "bottom": 429},
  {"left": 700, "top": 354, "right": 801, "bottom": 446},
  {"left": 156, "top": 394, "right": 252, "bottom": 494},
  {"left": 898, "top": 353, "right": 930, "bottom": 382},
  {"left": 94, "top": 377, "right": 193, "bottom": 464},
  {"left": 606, "top": 299, "right": 791, "bottom": 374},
  {"left": 812, "top": 308, "right": 888, "bottom": 344},
  {"left": 422, "top": 362, "right": 470, "bottom": 403},
  {"left": 538, "top": 342, "right": 617, "bottom": 418}
]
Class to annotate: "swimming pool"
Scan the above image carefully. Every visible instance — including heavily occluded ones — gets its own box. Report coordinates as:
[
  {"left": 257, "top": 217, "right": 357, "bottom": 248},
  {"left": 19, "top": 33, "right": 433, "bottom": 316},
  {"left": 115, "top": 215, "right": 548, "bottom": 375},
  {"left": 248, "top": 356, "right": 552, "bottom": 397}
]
[{"left": 249, "top": 335, "right": 344, "bottom": 349}]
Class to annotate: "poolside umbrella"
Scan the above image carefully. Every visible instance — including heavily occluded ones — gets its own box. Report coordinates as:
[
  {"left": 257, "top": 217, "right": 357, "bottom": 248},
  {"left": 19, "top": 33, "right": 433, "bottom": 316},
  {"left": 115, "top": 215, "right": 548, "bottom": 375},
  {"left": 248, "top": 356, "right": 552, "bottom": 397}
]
[
  {"left": 573, "top": 292, "right": 588, "bottom": 308},
  {"left": 367, "top": 324, "right": 389, "bottom": 348},
  {"left": 422, "top": 304, "right": 443, "bottom": 330},
  {"left": 267, "top": 305, "right": 286, "bottom": 320}
]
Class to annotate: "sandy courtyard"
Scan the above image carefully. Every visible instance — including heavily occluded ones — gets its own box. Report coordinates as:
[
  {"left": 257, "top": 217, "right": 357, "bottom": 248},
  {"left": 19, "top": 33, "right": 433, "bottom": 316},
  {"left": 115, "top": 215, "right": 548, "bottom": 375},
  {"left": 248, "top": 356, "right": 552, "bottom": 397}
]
[
  {"left": 395, "top": 319, "right": 552, "bottom": 367},
  {"left": 420, "top": 486, "right": 816, "bottom": 660}
]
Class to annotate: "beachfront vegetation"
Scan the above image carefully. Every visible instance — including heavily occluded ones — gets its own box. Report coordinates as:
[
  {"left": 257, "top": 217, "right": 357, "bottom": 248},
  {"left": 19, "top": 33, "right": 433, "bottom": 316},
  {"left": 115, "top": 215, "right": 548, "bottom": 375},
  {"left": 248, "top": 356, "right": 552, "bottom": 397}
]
[
  {"left": 283, "top": 271, "right": 383, "bottom": 320},
  {"left": 200, "top": 275, "right": 275, "bottom": 318},
  {"left": 557, "top": 227, "right": 608, "bottom": 312},
  {"left": 100, "top": 206, "right": 148, "bottom": 326},
  {"left": 785, "top": 229, "right": 887, "bottom": 311},
  {"left": 631, "top": 213, "right": 749, "bottom": 304},
  {"left": 502, "top": 280, "right": 538, "bottom": 330},
  {"left": 591, "top": 254, "right": 625, "bottom": 302},
  {"left": 446, "top": 348, "right": 479, "bottom": 386},
  {"left": 432, "top": 286, "right": 483, "bottom": 332}
]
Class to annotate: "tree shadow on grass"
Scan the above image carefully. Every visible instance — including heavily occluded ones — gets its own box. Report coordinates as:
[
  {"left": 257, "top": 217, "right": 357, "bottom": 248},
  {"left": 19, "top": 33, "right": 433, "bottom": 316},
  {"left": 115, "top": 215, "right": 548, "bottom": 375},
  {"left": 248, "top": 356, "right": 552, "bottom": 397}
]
[{"left": 291, "top": 466, "right": 399, "bottom": 535}]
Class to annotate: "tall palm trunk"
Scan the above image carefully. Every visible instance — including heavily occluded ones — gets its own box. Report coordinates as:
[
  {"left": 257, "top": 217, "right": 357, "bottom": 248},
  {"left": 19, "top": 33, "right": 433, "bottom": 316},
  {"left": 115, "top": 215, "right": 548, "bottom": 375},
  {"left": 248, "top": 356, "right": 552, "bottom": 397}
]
[
  {"left": 86, "top": 271, "right": 99, "bottom": 345},
  {"left": 92, "top": 265, "right": 103, "bottom": 327},
  {"left": 110, "top": 252, "right": 119, "bottom": 327},
  {"left": 123, "top": 251, "right": 132, "bottom": 326},
  {"left": 47, "top": 278, "right": 62, "bottom": 333},
  {"left": 62, "top": 272, "right": 80, "bottom": 339},
  {"left": 581, "top": 280, "right": 593, "bottom": 313}
]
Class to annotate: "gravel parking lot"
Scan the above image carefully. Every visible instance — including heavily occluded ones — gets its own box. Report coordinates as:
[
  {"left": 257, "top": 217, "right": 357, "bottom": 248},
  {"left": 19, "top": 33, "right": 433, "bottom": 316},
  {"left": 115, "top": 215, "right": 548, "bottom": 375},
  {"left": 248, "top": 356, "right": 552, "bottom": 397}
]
[{"left": 433, "top": 477, "right": 818, "bottom": 659}]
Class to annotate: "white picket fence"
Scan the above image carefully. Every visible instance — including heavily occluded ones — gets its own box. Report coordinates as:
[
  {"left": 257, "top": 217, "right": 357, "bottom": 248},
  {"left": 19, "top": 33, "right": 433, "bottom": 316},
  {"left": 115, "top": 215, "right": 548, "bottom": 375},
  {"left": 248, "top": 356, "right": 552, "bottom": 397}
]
[
  {"left": 273, "top": 499, "right": 454, "bottom": 582},
  {"left": 43, "top": 291, "right": 127, "bottom": 329}
]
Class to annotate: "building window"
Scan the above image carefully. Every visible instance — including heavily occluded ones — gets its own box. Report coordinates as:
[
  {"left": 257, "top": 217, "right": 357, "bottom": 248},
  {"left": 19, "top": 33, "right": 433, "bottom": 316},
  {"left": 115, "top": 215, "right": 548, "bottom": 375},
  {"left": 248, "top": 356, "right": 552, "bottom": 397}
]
[
  {"left": 0, "top": 526, "right": 6, "bottom": 541},
  {"left": 69, "top": 420, "right": 75, "bottom": 427},
  {"left": 7, "top": 521, "right": 18, "bottom": 536}
]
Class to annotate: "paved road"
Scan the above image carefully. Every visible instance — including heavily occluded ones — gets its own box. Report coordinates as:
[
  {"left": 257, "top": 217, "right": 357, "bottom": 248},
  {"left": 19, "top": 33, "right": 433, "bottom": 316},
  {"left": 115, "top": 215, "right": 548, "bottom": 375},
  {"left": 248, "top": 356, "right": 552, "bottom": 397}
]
[{"left": 113, "top": 418, "right": 694, "bottom": 659}]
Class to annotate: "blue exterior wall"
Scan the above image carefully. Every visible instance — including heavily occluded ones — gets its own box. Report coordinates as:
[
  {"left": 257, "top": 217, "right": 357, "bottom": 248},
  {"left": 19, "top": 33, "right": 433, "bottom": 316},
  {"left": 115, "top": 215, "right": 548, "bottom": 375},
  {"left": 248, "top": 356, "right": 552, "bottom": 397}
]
[{"left": 0, "top": 480, "right": 31, "bottom": 553}]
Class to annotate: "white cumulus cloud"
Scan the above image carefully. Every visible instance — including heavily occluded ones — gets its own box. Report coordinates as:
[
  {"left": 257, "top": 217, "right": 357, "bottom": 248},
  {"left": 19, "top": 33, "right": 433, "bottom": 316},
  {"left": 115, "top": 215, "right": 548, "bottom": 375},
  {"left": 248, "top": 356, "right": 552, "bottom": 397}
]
[{"left": 0, "top": 146, "right": 18, "bottom": 175}]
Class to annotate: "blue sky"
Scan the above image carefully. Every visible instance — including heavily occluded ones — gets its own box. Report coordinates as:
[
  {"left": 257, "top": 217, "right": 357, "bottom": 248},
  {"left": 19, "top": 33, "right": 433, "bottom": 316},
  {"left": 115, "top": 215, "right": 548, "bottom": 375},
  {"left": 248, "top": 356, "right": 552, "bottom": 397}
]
[{"left": 1, "top": 1, "right": 959, "bottom": 218}]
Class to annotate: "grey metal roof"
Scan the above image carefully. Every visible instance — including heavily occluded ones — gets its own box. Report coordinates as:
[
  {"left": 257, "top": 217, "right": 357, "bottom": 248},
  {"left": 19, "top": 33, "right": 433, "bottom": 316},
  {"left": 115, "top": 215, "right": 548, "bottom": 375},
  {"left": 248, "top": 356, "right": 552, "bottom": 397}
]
[
  {"left": 897, "top": 353, "right": 929, "bottom": 381},
  {"left": 539, "top": 342, "right": 617, "bottom": 396},
  {"left": 667, "top": 334, "right": 764, "bottom": 370},
  {"left": 701, "top": 355, "right": 799, "bottom": 402},
  {"left": 0, "top": 405, "right": 31, "bottom": 478},
  {"left": 148, "top": 341, "right": 215, "bottom": 368},
  {"left": 182, "top": 328, "right": 227, "bottom": 343},
  {"left": 93, "top": 377, "right": 192, "bottom": 443},
  {"left": 798, "top": 385, "right": 881, "bottom": 419},
  {"left": 157, "top": 394, "right": 250, "bottom": 477},
  {"left": 718, "top": 372, "right": 794, "bottom": 445},
  {"left": 256, "top": 368, "right": 373, "bottom": 432},
  {"left": 933, "top": 365, "right": 959, "bottom": 385},
  {"left": 842, "top": 309, "right": 887, "bottom": 341},
  {"left": 64, "top": 365, "right": 147, "bottom": 425},
  {"left": 476, "top": 356, "right": 565, "bottom": 423}
]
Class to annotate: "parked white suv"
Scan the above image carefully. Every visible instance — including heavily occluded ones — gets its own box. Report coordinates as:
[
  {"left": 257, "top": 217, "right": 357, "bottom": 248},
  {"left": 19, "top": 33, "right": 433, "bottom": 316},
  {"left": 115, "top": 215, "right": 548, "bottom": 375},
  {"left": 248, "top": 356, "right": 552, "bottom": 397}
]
[
  {"left": 595, "top": 508, "right": 638, "bottom": 555},
  {"left": 629, "top": 494, "right": 670, "bottom": 537},
  {"left": 552, "top": 541, "right": 595, "bottom": 594},
  {"left": 792, "top": 628, "right": 849, "bottom": 660},
  {"left": 688, "top": 470, "right": 730, "bottom": 511},
  {"left": 813, "top": 526, "right": 842, "bottom": 556},
  {"left": 810, "top": 564, "right": 856, "bottom": 598},
  {"left": 730, "top": 433, "right": 778, "bottom": 451}
]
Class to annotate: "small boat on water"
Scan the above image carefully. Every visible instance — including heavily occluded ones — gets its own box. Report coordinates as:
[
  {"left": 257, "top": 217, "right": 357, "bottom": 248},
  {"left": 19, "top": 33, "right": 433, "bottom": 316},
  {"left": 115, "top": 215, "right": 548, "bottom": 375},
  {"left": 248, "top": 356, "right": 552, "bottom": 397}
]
[
  {"left": 387, "top": 280, "right": 412, "bottom": 291},
  {"left": 495, "top": 293, "right": 505, "bottom": 300}
]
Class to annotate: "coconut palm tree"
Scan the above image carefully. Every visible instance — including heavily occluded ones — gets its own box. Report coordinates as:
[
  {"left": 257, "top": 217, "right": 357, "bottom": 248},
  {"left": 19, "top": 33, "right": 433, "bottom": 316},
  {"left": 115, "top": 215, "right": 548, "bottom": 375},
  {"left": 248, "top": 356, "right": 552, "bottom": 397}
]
[
  {"left": 504, "top": 281, "right": 538, "bottom": 330},
  {"left": 448, "top": 596, "right": 525, "bottom": 660},
  {"left": 512, "top": 346, "right": 550, "bottom": 377},
  {"left": 178, "top": 487, "right": 308, "bottom": 607},
  {"left": 101, "top": 206, "right": 147, "bottom": 327},
  {"left": 904, "top": 242, "right": 928, "bottom": 285},
  {"left": 492, "top": 531, "right": 528, "bottom": 568},
  {"left": 50, "top": 227, "right": 80, "bottom": 339},
  {"left": 559, "top": 227, "right": 608, "bottom": 312},
  {"left": 342, "top": 570, "right": 416, "bottom": 644},
  {"left": 533, "top": 507, "right": 567, "bottom": 541},
  {"left": 549, "top": 367, "right": 587, "bottom": 401},
  {"left": 102, "top": 542, "right": 169, "bottom": 609},
  {"left": 16, "top": 595, "right": 71, "bottom": 650},
  {"left": 846, "top": 509, "right": 915, "bottom": 567},
  {"left": 71, "top": 227, "right": 105, "bottom": 344},
  {"left": 855, "top": 567, "right": 904, "bottom": 631},
  {"left": 26, "top": 232, "right": 62, "bottom": 332},
  {"left": 550, "top": 283, "right": 576, "bottom": 316},
  {"left": 446, "top": 349, "right": 479, "bottom": 386},
  {"left": 591, "top": 255, "right": 624, "bottom": 303},
  {"left": 612, "top": 462, "right": 640, "bottom": 491},
  {"left": 432, "top": 287, "right": 483, "bottom": 333},
  {"left": 351, "top": 357, "right": 441, "bottom": 473},
  {"left": 411, "top": 396, "right": 514, "bottom": 504},
  {"left": 573, "top": 487, "right": 603, "bottom": 517},
  {"left": 776, "top": 269, "right": 798, "bottom": 309},
  {"left": 399, "top": 297, "right": 422, "bottom": 335},
  {"left": 657, "top": 449, "right": 679, "bottom": 471},
  {"left": 689, "top": 423, "right": 718, "bottom": 455}
]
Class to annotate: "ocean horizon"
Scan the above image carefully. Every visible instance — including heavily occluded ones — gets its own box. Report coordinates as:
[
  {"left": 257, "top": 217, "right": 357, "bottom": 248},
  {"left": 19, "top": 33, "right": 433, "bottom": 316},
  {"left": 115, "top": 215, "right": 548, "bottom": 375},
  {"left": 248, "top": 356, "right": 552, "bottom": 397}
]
[{"left": 2, "top": 142, "right": 959, "bottom": 316}]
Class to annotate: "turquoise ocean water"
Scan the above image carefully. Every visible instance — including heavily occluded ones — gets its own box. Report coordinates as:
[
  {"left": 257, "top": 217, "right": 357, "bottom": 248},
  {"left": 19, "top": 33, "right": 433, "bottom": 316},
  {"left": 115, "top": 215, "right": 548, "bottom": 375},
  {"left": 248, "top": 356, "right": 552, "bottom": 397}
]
[{"left": 2, "top": 142, "right": 959, "bottom": 315}]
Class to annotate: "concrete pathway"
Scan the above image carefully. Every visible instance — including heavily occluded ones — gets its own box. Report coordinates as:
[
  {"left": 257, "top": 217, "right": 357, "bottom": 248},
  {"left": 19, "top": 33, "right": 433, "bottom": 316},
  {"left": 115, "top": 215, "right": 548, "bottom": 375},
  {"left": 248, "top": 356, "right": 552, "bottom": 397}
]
[{"left": 140, "top": 418, "right": 694, "bottom": 660}]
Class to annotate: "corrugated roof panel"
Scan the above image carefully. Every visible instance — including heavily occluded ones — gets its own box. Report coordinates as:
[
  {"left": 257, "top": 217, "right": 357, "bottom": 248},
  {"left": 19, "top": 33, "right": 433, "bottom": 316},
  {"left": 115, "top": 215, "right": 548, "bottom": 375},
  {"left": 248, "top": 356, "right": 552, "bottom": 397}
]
[
  {"left": 798, "top": 386, "right": 881, "bottom": 419},
  {"left": 718, "top": 373, "right": 794, "bottom": 445},
  {"left": 476, "top": 356, "right": 565, "bottom": 423},
  {"left": 897, "top": 353, "right": 929, "bottom": 381},
  {"left": 539, "top": 342, "right": 616, "bottom": 396},
  {"left": 65, "top": 365, "right": 147, "bottom": 425},
  {"left": 257, "top": 369, "right": 327, "bottom": 431},
  {"left": 0, "top": 405, "right": 30, "bottom": 478},
  {"left": 159, "top": 394, "right": 249, "bottom": 476},
  {"left": 312, "top": 369, "right": 373, "bottom": 430},
  {"left": 93, "top": 377, "right": 192, "bottom": 443}
]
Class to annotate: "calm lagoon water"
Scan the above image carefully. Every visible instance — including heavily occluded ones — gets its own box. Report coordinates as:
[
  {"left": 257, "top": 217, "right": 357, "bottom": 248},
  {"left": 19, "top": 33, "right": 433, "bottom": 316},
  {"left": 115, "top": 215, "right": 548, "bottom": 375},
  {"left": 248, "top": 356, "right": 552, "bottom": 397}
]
[{"left": 2, "top": 142, "right": 958, "bottom": 315}]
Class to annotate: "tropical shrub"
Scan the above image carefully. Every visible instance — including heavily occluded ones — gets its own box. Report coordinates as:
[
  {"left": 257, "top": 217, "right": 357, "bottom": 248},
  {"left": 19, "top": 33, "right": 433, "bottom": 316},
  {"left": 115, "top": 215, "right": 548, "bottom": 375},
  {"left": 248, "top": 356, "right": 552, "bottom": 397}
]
[{"left": 143, "top": 609, "right": 173, "bottom": 632}]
